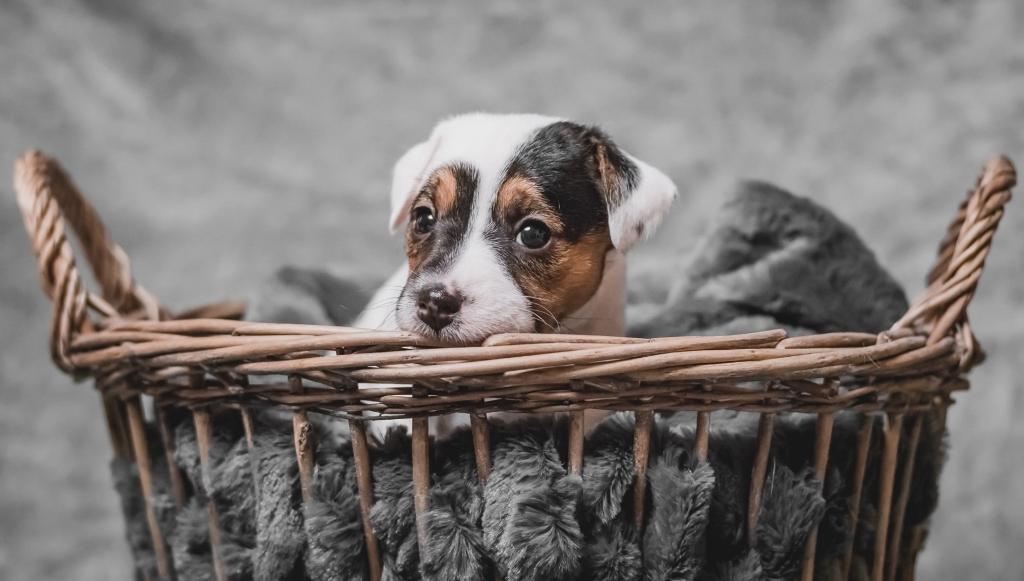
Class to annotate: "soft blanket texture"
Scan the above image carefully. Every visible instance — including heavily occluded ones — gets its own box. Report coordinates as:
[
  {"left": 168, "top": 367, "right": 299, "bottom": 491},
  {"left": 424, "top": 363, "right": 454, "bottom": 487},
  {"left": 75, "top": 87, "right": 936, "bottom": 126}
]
[
  {"left": 111, "top": 183, "right": 939, "bottom": 580},
  {"left": 115, "top": 409, "right": 944, "bottom": 581}
]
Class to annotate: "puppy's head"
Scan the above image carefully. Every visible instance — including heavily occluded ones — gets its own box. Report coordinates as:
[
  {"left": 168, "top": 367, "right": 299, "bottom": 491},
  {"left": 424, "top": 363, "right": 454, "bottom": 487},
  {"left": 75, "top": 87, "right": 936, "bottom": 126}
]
[{"left": 389, "top": 113, "right": 676, "bottom": 343}]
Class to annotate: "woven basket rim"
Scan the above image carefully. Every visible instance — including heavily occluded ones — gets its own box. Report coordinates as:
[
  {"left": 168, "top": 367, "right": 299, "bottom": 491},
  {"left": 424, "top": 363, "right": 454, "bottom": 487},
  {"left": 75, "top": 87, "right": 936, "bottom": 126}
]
[{"left": 12, "top": 150, "right": 1016, "bottom": 419}]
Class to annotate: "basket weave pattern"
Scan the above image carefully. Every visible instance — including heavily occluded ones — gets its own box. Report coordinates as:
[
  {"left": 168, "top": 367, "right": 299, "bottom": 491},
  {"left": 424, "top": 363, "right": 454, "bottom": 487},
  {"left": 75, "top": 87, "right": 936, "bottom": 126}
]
[{"left": 13, "top": 151, "right": 1015, "bottom": 581}]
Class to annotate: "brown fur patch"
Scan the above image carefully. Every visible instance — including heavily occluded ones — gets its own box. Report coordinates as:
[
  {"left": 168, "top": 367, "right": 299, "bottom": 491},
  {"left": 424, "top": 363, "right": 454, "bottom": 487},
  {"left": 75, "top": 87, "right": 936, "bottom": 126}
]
[
  {"left": 592, "top": 139, "right": 624, "bottom": 207},
  {"left": 404, "top": 226, "right": 429, "bottom": 273},
  {"left": 494, "top": 173, "right": 613, "bottom": 331},
  {"left": 404, "top": 166, "right": 463, "bottom": 272},
  {"left": 430, "top": 165, "right": 460, "bottom": 216},
  {"left": 515, "top": 229, "right": 613, "bottom": 332},
  {"left": 494, "top": 175, "right": 564, "bottom": 234}
]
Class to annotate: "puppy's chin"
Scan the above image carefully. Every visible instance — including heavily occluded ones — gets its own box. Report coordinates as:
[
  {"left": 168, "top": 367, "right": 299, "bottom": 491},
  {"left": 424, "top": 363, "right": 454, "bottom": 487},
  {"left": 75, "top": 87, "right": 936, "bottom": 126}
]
[
  {"left": 395, "top": 297, "right": 535, "bottom": 345},
  {"left": 394, "top": 317, "right": 485, "bottom": 345}
]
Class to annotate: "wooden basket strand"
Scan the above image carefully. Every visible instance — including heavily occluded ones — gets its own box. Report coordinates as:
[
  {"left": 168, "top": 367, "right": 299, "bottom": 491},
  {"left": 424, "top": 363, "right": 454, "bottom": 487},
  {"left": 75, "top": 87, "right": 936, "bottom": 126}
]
[
  {"left": 12, "top": 151, "right": 1015, "bottom": 581},
  {"left": 14, "top": 150, "right": 162, "bottom": 371},
  {"left": 894, "top": 155, "right": 1015, "bottom": 362}
]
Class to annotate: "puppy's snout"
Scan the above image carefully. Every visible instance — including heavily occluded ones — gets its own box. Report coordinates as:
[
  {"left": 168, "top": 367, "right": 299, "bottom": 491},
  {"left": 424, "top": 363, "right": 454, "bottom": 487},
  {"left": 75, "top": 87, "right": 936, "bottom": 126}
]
[{"left": 416, "top": 285, "right": 463, "bottom": 331}]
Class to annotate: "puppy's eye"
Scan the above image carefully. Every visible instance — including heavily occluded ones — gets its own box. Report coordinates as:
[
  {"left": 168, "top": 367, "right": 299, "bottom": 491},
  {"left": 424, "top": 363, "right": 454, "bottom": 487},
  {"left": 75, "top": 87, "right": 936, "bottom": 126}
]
[
  {"left": 411, "top": 207, "right": 436, "bottom": 235},
  {"left": 515, "top": 220, "right": 551, "bottom": 250}
]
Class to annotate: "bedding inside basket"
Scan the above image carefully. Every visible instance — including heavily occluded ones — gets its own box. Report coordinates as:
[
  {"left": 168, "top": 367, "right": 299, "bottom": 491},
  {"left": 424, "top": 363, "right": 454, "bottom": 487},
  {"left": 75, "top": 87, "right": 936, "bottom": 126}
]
[{"left": 114, "top": 407, "right": 944, "bottom": 581}]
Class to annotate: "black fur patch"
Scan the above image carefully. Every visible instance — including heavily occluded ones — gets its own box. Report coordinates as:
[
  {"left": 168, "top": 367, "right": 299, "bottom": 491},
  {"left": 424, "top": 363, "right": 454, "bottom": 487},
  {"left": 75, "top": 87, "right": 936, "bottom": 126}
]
[{"left": 498, "top": 121, "right": 638, "bottom": 242}]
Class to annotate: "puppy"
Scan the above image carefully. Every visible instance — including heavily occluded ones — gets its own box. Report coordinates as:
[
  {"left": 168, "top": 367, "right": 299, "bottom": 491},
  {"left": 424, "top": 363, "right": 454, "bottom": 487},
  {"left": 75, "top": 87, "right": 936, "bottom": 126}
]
[{"left": 355, "top": 113, "right": 677, "bottom": 433}]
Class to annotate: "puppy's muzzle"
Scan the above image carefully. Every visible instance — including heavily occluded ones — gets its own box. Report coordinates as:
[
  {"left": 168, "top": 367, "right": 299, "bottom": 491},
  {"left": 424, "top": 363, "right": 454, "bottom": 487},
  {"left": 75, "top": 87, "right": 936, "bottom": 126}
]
[{"left": 416, "top": 284, "right": 463, "bottom": 331}]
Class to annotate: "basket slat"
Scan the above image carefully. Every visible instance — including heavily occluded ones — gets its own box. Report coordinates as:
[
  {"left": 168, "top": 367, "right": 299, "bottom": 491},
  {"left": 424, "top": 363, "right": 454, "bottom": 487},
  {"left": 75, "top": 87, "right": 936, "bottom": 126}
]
[
  {"left": 694, "top": 411, "right": 711, "bottom": 462},
  {"left": 872, "top": 413, "right": 904, "bottom": 581},
  {"left": 125, "top": 397, "right": 175, "bottom": 580},
  {"left": 411, "top": 415, "right": 431, "bottom": 557},
  {"left": 841, "top": 416, "right": 876, "bottom": 580},
  {"left": 192, "top": 406, "right": 229, "bottom": 581},
  {"left": 801, "top": 412, "right": 836, "bottom": 581},
  {"left": 568, "top": 410, "right": 585, "bottom": 475},
  {"left": 747, "top": 412, "right": 775, "bottom": 544},
  {"left": 290, "top": 375, "right": 316, "bottom": 505},
  {"left": 632, "top": 410, "right": 654, "bottom": 530},
  {"left": 155, "top": 405, "right": 187, "bottom": 509},
  {"left": 470, "top": 414, "right": 492, "bottom": 484},
  {"left": 350, "top": 415, "right": 383, "bottom": 581},
  {"left": 886, "top": 414, "right": 925, "bottom": 581}
]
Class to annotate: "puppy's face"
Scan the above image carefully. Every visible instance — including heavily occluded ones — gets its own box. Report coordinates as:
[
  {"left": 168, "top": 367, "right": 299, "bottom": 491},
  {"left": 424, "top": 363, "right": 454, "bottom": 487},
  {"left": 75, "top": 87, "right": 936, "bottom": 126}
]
[{"left": 390, "top": 115, "right": 676, "bottom": 343}]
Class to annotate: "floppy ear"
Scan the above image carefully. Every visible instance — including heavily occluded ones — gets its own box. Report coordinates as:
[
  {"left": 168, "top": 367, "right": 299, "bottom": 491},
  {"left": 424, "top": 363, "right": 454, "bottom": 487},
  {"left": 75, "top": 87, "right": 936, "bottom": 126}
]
[
  {"left": 590, "top": 132, "right": 677, "bottom": 251},
  {"left": 388, "top": 137, "right": 440, "bottom": 233}
]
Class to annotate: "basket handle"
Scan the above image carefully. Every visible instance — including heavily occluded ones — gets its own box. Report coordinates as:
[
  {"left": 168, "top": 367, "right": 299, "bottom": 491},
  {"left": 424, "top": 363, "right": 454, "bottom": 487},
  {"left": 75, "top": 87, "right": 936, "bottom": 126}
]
[
  {"left": 14, "top": 150, "right": 160, "bottom": 371},
  {"left": 893, "top": 155, "right": 1015, "bottom": 366}
]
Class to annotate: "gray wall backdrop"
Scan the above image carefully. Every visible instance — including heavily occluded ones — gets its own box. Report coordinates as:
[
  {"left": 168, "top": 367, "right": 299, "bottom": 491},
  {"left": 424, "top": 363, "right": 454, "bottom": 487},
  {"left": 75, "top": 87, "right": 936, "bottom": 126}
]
[{"left": 2, "top": 1, "right": 1023, "bottom": 579}]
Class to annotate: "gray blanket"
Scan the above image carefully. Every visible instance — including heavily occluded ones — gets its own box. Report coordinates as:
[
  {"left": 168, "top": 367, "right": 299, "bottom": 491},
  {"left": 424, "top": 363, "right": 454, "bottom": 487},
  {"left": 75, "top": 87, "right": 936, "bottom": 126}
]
[{"left": 114, "top": 182, "right": 936, "bottom": 581}]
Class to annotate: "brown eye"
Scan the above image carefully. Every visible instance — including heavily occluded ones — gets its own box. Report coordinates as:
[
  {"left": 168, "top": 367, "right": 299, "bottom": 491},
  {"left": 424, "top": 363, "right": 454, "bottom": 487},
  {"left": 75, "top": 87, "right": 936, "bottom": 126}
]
[
  {"left": 515, "top": 220, "right": 551, "bottom": 250},
  {"left": 411, "top": 207, "right": 435, "bottom": 235}
]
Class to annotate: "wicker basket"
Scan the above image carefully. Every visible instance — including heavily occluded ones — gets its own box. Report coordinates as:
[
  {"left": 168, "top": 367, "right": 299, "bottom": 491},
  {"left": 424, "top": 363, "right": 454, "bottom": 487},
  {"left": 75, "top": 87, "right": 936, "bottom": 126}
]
[{"left": 13, "top": 151, "right": 1015, "bottom": 581}]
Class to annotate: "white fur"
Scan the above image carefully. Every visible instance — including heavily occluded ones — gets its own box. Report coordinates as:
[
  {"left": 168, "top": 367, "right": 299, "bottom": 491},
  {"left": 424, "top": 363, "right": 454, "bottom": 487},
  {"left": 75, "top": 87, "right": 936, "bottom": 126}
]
[
  {"left": 352, "top": 264, "right": 408, "bottom": 330},
  {"left": 388, "top": 113, "right": 563, "bottom": 232},
  {"left": 394, "top": 240, "right": 535, "bottom": 343},
  {"left": 388, "top": 140, "right": 439, "bottom": 233},
  {"left": 610, "top": 157, "right": 679, "bottom": 251}
]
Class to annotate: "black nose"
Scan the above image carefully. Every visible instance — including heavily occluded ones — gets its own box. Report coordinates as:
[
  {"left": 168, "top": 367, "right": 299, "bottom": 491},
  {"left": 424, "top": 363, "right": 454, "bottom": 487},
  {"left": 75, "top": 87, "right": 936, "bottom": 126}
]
[{"left": 416, "top": 285, "right": 463, "bottom": 331}]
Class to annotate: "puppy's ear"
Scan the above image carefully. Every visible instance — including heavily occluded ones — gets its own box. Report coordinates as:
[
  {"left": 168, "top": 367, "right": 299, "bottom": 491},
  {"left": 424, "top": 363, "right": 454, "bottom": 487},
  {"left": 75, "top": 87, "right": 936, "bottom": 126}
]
[
  {"left": 589, "top": 131, "right": 677, "bottom": 251},
  {"left": 388, "top": 137, "right": 440, "bottom": 233}
]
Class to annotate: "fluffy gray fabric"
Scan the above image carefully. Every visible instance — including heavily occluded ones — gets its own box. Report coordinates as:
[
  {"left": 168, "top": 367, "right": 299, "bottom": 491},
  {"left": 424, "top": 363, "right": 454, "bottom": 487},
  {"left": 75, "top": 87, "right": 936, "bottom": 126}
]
[
  {"left": 110, "top": 408, "right": 942, "bottom": 581},
  {"left": 628, "top": 181, "right": 908, "bottom": 337},
  {"left": 104, "top": 181, "right": 938, "bottom": 580},
  {"left": 173, "top": 414, "right": 257, "bottom": 581},
  {"left": 484, "top": 421, "right": 583, "bottom": 580},
  {"left": 304, "top": 437, "right": 366, "bottom": 581},
  {"left": 640, "top": 426, "right": 716, "bottom": 580},
  {"left": 246, "top": 266, "right": 377, "bottom": 328}
]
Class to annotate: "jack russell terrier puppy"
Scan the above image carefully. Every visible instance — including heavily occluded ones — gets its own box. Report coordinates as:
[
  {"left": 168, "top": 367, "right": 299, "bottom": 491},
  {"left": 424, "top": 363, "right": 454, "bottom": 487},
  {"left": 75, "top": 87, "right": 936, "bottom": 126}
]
[{"left": 354, "top": 113, "right": 677, "bottom": 433}]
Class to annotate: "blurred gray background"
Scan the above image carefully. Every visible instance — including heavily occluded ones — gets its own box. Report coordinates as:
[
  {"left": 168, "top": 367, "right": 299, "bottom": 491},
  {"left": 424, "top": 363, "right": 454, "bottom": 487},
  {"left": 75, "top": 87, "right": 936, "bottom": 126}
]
[{"left": 2, "top": 1, "right": 1023, "bottom": 579}]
